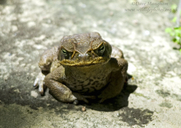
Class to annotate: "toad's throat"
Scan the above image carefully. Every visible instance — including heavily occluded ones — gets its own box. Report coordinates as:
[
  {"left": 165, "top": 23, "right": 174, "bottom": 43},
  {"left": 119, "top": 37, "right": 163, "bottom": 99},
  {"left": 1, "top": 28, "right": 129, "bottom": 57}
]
[{"left": 60, "top": 57, "right": 110, "bottom": 67}]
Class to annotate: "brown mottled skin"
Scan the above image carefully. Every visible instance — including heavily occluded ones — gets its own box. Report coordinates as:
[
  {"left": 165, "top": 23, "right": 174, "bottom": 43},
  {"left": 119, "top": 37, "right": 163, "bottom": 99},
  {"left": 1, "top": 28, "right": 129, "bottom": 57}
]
[{"left": 34, "top": 32, "right": 128, "bottom": 103}]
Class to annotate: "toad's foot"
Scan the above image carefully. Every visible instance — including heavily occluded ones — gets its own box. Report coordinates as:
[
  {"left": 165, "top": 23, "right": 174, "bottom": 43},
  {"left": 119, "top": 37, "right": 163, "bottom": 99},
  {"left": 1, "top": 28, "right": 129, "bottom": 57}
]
[
  {"left": 33, "top": 72, "right": 46, "bottom": 95},
  {"left": 72, "top": 93, "right": 97, "bottom": 104}
]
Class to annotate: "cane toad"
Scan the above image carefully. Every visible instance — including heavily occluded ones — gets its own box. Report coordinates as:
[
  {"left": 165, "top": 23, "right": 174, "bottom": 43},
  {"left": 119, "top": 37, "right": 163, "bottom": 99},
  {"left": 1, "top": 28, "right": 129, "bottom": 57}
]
[{"left": 34, "top": 32, "right": 128, "bottom": 103}]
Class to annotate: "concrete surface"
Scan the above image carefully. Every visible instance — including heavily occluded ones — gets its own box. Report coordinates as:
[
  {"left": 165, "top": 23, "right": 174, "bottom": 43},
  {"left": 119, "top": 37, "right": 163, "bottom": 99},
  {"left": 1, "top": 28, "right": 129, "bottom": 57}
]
[{"left": 0, "top": 0, "right": 181, "bottom": 128}]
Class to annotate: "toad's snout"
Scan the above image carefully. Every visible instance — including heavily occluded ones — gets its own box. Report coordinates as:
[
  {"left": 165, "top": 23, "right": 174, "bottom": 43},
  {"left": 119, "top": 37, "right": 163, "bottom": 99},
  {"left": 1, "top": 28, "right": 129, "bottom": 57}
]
[{"left": 77, "top": 53, "right": 89, "bottom": 61}]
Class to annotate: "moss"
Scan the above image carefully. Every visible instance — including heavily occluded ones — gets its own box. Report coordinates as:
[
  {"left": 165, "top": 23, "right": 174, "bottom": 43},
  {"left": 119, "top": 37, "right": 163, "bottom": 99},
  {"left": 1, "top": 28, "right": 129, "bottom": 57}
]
[
  {"left": 156, "top": 90, "right": 170, "bottom": 98},
  {"left": 133, "top": 93, "right": 150, "bottom": 99},
  {"left": 159, "top": 102, "right": 173, "bottom": 108}
]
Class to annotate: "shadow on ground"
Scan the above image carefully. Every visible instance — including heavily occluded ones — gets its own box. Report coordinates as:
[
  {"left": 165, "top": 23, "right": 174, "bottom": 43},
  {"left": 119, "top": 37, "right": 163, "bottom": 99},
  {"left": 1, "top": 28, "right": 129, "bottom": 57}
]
[
  {"left": 0, "top": 71, "right": 137, "bottom": 111},
  {"left": 0, "top": 0, "right": 6, "bottom": 5},
  {"left": 85, "top": 74, "right": 138, "bottom": 111},
  {"left": 84, "top": 84, "right": 137, "bottom": 111},
  {"left": 0, "top": 71, "right": 154, "bottom": 126},
  {"left": 0, "top": 71, "right": 62, "bottom": 110}
]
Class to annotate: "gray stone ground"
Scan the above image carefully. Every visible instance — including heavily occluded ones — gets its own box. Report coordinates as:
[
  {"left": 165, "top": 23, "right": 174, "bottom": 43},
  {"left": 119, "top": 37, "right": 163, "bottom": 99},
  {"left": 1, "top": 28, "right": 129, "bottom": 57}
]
[{"left": 0, "top": 0, "right": 181, "bottom": 127}]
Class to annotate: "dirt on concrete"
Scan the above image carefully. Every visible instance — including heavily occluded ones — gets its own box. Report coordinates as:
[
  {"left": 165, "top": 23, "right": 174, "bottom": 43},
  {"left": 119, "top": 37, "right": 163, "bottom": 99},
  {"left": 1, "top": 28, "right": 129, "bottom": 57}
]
[{"left": 0, "top": 0, "right": 181, "bottom": 128}]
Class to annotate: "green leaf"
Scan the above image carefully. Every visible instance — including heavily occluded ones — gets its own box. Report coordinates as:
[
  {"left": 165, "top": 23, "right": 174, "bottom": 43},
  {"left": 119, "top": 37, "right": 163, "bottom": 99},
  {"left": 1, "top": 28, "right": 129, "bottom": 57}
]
[
  {"left": 174, "top": 27, "right": 181, "bottom": 30},
  {"left": 165, "top": 28, "right": 173, "bottom": 33},
  {"left": 172, "top": 17, "right": 177, "bottom": 22},
  {"left": 171, "top": 4, "right": 177, "bottom": 13}
]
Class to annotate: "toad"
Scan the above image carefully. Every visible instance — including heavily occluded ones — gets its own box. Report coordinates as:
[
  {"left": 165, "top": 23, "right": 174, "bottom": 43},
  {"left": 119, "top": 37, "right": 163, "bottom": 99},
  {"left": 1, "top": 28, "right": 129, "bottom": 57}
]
[{"left": 34, "top": 32, "right": 128, "bottom": 103}]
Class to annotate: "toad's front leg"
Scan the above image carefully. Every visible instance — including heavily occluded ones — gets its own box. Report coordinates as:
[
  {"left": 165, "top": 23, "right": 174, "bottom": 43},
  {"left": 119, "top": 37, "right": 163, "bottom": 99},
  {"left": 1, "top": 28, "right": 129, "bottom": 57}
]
[
  {"left": 45, "top": 77, "right": 77, "bottom": 102},
  {"left": 44, "top": 66, "right": 89, "bottom": 103},
  {"left": 44, "top": 69, "right": 76, "bottom": 102}
]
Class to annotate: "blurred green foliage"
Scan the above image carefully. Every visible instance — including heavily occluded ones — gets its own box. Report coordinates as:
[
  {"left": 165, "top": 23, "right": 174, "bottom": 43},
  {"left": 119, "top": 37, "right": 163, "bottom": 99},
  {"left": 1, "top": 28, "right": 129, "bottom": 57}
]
[
  {"left": 171, "top": 4, "right": 177, "bottom": 13},
  {"left": 165, "top": 4, "right": 181, "bottom": 53},
  {"left": 165, "top": 27, "right": 181, "bottom": 48}
]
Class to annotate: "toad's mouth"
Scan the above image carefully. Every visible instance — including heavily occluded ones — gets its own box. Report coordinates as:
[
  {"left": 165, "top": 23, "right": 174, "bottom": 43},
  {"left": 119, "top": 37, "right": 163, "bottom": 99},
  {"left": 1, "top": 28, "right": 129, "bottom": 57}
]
[{"left": 60, "top": 56, "right": 110, "bottom": 67}]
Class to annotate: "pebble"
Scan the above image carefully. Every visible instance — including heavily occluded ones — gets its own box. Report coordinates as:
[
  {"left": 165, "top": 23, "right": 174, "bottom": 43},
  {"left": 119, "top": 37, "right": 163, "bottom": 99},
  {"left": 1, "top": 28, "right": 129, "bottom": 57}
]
[
  {"left": 30, "top": 90, "right": 39, "bottom": 98},
  {"left": 81, "top": 106, "right": 86, "bottom": 112}
]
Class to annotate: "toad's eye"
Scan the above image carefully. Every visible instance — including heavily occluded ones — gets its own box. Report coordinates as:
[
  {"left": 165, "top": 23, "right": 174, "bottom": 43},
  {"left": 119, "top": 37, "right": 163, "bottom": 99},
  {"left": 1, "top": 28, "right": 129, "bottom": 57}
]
[
  {"left": 61, "top": 48, "right": 70, "bottom": 59},
  {"left": 98, "top": 43, "right": 105, "bottom": 55},
  {"left": 98, "top": 44, "right": 105, "bottom": 52},
  {"left": 62, "top": 48, "right": 67, "bottom": 54},
  {"left": 94, "top": 43, "right": 105, "bottom": 56}
]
